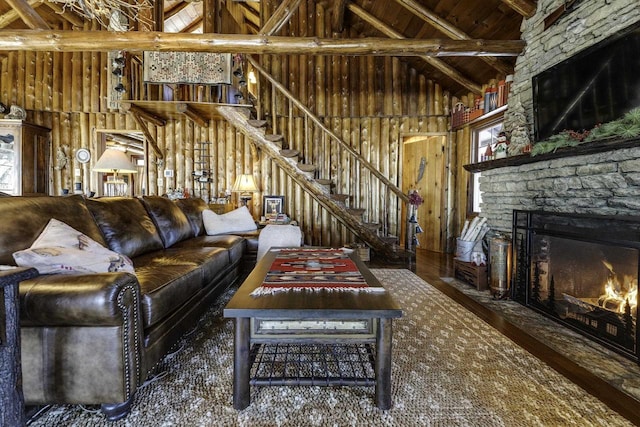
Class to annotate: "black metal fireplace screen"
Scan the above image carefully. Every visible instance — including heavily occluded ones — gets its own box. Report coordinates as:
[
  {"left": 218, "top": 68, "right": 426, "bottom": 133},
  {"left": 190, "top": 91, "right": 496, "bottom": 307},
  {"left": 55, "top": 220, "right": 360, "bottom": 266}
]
[{"left": 512, "top": 210, "right": 639, "bottom": 362}]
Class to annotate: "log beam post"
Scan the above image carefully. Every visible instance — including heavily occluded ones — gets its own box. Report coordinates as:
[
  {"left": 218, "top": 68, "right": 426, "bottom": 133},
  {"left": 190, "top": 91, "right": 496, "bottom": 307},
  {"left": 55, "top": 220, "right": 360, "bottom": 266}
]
[
  {"left": 177, "top": 103, "right": 208, "bottom": 127},
  {"left": 121, "top": 103, "right": 167, "bottom": 127},
  {"left": 1, "top": 0, "right": 47, "bottom": 29},
  {"left": 129, "top": 113, "right": 164, "bottom": 160},
  {"left": 259, "top": 0, "right": 304, "bottom": 36}
]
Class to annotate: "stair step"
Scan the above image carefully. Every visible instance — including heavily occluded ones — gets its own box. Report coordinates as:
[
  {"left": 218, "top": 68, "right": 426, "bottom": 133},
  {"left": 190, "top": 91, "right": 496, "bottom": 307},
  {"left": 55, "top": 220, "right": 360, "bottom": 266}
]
[
  {"left": 297, "top": 163, "right": 318, "bottom": 172},
  {"left": 380, "top": 235, "right": 399, "bottom": 244},
  {"left": 362, "top": 222, "right": 381, "bottom": 231},
  {"left": 247, "top": 119, "right": 268, "bottom": 128},
  {"left": 316, "top": 179, "right": 332, "bottom": 185},
  {"left": 330, "top": 194, "right": 349, "bottom": 203},
  {"left": 347, "top": 208, "right": 366, "bottom": 218},
  {"left": 265, "top": 134, "right": 284, "bottom": 142},
  {"left": 280, "top": 149, "right": 300, "bottom": 158}
]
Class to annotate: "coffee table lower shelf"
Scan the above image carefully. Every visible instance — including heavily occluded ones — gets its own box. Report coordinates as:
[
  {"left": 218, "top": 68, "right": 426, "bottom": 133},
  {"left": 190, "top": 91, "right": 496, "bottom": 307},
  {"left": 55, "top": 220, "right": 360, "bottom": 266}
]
[{"left": 249, "top": 343, "right": 376, "bottom": 387}]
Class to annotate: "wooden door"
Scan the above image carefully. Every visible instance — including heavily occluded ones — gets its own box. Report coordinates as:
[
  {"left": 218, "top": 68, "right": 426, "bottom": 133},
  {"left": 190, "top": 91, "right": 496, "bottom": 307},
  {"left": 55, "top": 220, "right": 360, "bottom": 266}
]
[{"left": 402, "top": 135, "right": 446, "bottom": 252}]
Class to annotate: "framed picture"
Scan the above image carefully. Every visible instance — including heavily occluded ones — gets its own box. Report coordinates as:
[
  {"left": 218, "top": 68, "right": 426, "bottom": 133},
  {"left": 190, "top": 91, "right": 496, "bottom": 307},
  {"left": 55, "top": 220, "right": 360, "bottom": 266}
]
[{"left": 263, "top": 195, "right": 284, "bottom": 219}]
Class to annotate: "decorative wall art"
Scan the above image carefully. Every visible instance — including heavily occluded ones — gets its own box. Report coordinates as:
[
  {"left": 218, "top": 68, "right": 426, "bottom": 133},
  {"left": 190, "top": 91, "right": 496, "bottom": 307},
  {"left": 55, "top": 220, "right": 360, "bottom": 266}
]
[
  {"left": 263, "top": 195, "right": 284, "bottom": 219},
  {"left": 143, "top": 52, "right": 232, "bottom": 85}
]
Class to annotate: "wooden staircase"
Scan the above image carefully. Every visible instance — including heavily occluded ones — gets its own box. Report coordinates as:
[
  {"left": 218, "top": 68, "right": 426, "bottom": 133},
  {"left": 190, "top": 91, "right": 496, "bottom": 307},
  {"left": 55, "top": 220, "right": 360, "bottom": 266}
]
[
  {"left": 217, "top": 58, "right": 410, "bottom": 257},
  {"left": 217, "top": 105, "right": 396, "bottom": 255}
]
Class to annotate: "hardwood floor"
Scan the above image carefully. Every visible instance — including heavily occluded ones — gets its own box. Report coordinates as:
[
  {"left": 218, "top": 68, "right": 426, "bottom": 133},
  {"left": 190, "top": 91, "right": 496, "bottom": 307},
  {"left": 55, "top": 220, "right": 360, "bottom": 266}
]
[{"left": 371, "top": 249, "right": 640, "bottom": 426}]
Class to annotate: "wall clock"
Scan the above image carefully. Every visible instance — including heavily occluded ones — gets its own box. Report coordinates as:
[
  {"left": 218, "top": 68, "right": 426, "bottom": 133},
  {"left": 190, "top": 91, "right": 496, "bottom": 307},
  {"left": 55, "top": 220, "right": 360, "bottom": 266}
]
[{"left": 75, "top": 148, "right": 91, "bottom": 164}]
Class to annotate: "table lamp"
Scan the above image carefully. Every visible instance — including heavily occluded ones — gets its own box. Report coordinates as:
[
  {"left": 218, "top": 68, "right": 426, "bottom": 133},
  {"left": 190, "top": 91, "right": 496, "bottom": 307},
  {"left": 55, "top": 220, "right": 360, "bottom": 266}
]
[
  {"left": 93, "top": 148, "right": 138, "bottom": 196},
  {"left": 232, "top": 174, "right": 258, "bottom": 206}
]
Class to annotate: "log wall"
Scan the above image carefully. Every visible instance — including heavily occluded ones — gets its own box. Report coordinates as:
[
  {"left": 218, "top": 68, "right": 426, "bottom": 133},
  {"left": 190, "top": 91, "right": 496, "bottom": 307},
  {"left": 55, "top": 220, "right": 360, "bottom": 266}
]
[{"left": 0, "top": 1, "right": 454, "bottom": 250}]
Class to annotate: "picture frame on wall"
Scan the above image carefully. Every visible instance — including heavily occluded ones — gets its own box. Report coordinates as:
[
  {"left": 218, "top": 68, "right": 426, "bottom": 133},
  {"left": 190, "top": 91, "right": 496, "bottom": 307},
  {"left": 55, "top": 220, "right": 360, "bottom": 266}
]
[{"left": 263, "top": 195, "right": 284, "bottom": 219}]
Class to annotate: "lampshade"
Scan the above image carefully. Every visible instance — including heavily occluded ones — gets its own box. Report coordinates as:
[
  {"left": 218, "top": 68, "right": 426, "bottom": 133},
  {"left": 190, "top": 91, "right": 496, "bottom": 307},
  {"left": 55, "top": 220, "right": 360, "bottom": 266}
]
[
  {"left": 93, "top": 148, "right": 138, "bottom": 174},
  {"left": 232, "top": 174, "right": 258, "bottom": 194}
]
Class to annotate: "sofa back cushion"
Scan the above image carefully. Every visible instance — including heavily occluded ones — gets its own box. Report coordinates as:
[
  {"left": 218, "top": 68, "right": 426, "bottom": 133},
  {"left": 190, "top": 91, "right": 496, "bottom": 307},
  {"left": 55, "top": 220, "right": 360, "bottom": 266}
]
[
  {"left": 0, "top": 195, "right": 106, "bottom": 265},
  {"left": 174, "top": 198, "right": 208, "bottom": 236},
  {"left": 86, "top": 197, "right": 164, "bottom": 258},
  {"left": 139, "top": 196, "right": 194, "bottom": 248}
]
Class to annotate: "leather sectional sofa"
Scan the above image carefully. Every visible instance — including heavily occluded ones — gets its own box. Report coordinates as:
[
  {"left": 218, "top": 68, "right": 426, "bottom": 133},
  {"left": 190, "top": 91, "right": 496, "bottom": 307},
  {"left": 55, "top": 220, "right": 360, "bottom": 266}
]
[{"left": 0, "top": 195, "right": 259, "bottom": 420}]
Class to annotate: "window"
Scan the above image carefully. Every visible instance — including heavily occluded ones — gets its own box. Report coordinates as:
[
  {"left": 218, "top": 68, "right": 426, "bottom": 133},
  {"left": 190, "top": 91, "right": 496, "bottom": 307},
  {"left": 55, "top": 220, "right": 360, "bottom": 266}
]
[{"left": 470, "top": 119, "right": 503, "bottom": 213}]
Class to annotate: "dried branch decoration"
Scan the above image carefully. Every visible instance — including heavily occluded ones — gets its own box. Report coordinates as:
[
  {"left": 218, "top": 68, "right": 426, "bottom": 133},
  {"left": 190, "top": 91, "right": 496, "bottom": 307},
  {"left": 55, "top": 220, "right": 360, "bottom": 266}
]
[{"left": 49, "top": 0, "right": 154, "bottom": 31}]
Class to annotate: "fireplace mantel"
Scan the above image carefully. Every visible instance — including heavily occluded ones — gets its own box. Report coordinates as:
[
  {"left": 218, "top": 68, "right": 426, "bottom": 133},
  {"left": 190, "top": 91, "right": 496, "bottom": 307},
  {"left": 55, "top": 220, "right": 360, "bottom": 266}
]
[{"left": 464, "top": 136, "right": 640, "bottom": 173}]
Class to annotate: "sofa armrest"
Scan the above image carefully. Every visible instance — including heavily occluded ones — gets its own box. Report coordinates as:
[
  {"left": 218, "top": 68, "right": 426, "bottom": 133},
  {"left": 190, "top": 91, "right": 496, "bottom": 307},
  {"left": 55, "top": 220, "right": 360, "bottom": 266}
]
[{"left": 19, "top": 273, "right": 140, "bottom": 326}]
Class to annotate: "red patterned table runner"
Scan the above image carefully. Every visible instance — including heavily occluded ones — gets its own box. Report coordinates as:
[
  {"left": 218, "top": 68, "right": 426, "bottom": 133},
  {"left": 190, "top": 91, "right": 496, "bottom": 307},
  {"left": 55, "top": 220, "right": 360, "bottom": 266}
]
[{"left": 250, "top": 248, "right": 384, "bottom": 296}]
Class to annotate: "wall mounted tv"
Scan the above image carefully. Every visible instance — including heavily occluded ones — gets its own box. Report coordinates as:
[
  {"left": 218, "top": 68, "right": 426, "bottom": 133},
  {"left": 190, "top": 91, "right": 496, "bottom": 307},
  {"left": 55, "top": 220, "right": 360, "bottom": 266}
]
[{"left": 533, "top": 22, "right": 640, "bottom": 142}]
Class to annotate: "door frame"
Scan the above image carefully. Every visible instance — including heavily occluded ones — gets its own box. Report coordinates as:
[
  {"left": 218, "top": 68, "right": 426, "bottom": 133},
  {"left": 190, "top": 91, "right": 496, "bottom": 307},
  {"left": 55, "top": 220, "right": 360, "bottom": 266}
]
[{"left": 400, "top": 132, "right": 451, "bottom": 253}]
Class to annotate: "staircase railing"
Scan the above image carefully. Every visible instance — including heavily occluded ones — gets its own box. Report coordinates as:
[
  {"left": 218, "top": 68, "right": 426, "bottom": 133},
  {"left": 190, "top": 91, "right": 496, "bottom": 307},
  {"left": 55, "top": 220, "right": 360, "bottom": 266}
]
[{"left": 248, "top": 57, "right": 409, "bottom": 241}]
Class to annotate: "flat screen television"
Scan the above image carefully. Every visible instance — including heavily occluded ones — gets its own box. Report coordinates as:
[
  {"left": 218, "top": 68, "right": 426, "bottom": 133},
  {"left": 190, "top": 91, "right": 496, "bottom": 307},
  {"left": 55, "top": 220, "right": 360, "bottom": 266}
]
[{"left": 532, "top": 22, "right": 640, "bottom": 142}]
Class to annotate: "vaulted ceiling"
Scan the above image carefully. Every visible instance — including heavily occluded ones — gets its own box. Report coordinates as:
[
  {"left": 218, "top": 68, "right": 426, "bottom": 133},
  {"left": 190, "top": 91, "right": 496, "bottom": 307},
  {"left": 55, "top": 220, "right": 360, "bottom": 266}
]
[{"left": 0, "top": 0, "right": 535, "bottom": 98}]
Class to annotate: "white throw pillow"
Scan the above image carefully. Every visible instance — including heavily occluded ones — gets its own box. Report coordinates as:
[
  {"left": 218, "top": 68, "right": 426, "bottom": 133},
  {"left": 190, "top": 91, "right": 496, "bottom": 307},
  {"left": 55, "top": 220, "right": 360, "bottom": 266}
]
[
  {"left": 13, "top": 218, "right": 134, "bottom": 275},
  {"left": 202, "top": 206, "right": 257, "bottom": 235}
]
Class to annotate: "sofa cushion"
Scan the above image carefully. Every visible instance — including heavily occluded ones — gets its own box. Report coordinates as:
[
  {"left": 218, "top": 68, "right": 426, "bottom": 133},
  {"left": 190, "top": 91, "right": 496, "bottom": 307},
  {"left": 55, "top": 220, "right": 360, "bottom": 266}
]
[
  {"left": 231, "top": 229, "right": 261, "bottom": 253},
  {"left": 86, "top": 197, "right": 164, "bottom": 259},
  {"left": 0, "top": 195, "right": 106, "bottom": 266},
  {"left": 202, "top": 206, "right": 257, "bottom": 235},
  {"left": 132, "top": 247, "right": 229, "bottom": 327},
  {"left": 133, "top": 262, "right": 203, "bottom": 329},
  {"left": 139, "top": 196, "right": 194, "bottom": 248},
  {"left": 171, "top": 235, "right": 246, "bottom": 265},
  {"left": 174, "top": 198, "right": 208, "bottom": 236},
  {"left": 13, "top": 219, "right": 134, "bottom": 274}
]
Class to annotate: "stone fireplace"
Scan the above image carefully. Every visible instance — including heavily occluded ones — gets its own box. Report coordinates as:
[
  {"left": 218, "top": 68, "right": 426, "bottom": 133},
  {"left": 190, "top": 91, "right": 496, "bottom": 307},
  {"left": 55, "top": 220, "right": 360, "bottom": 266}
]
[
  {"left": 511, "top": 210, "right": 639, "bottom": 362},
  {"left": 474, "top": 0, "right": 640, "bottom": 362}
]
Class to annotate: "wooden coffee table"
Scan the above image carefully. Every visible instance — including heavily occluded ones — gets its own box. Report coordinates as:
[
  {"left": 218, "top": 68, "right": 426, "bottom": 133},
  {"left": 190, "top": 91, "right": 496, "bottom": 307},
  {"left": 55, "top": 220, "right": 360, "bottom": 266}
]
[{"left": 224, "top": 248, "right": 402, "bottom": 410}]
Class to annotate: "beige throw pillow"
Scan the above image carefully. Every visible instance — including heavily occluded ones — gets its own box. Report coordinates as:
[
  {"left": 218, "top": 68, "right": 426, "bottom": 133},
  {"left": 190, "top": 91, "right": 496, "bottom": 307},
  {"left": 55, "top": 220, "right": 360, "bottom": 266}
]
[
  {"left": 202, "top": 206, "right": 257, "bottom": 235},
  {"left": 13, "top": 218, "right": 134, "bottom": 274}
]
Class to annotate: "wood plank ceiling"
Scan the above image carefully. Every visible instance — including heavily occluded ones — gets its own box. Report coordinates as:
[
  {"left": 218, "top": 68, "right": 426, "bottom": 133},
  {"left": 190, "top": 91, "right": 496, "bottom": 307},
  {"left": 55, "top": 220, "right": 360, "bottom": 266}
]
[{"left": 0, "top": 0, "right": 534, "bottom": 98}]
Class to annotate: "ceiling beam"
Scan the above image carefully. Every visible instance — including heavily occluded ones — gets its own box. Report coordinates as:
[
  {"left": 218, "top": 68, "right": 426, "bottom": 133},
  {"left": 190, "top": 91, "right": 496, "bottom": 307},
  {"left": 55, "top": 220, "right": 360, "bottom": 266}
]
[
  {"left": 0, "top": 30, "right": 525, "bottom": 58},
  {"left": 331, "top": 0, "right": 347, "bottom": 33},
  {"left": 499, "top": 0, "right": 536, "bottom": 18},
  {"left": 182, "top": 17, "right": 203, "bottom": 34},
  {"left": 165, "top": 1, "right": 190, "bottom": 20},
  {"left": 0, "top": 0, "right": 44, "bottom": 29},
  {"left": 43, "top": 2, "right": 84, "bottom": 28},
  {"left": 347, "top": 3, "right": 482, "bottom": 94},
  {"left": 4, "top": 0, "right": 49, "bottom": 29},
  {"left": 394, "top": 0, "right": 513, "bottom": 75},
  {"left": 259, "top": 0, "right": 304, "bottom": 36}
]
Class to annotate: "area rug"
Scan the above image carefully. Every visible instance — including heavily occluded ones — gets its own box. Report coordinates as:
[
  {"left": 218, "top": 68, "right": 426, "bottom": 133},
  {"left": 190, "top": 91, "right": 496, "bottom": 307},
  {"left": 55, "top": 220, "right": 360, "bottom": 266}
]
[{"left": 29, "top": 269, "right": 631, "bottom": 426}]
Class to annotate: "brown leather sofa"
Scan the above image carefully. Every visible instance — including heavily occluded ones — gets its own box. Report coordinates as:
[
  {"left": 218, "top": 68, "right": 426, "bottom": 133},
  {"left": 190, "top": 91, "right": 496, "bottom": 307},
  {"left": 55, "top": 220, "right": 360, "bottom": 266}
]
[{"left": 0, "top": 195, "right": 259, "bottom": 420}]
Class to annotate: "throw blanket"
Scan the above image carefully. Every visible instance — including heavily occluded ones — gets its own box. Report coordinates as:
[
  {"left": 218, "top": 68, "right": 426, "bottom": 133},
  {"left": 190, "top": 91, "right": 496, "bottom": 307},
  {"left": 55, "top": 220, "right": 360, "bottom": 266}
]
[
  {"left": 256, "top": 224, "right": 303, "bottom": 261},
  {"left": 251, "top": 248, "right": 385, "bottom": 296}
]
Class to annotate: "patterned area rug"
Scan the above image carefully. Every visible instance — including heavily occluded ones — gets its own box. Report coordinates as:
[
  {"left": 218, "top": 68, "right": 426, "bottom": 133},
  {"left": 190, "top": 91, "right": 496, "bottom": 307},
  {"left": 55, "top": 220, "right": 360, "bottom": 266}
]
[{"left": 30, "top": 269, "right": 631, "bottom": 426}]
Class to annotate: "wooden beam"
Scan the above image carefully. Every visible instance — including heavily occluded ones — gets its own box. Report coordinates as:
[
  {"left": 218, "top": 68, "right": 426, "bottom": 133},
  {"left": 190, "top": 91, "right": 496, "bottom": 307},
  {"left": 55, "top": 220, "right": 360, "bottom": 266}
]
[
  {"left": 0, "top": 0, "right": 45, "bottom": 29},
  {"left": 182, "top": 17, "right": 203, "bottom": 34},
  {"left": 121, "top": 102, "right": 167, "bottom": 127},
  {"left": 347, "top": 3, "right": 482, "bottom": 94},
  {"left": 4, "top": 0, "right": 49, "bottom": 29},
  {"left": 43, "top": 2, "right": 85, "bottom": 28},
  {"left": 165, "top": 1, "right": 190, "bottom": 19},
  {"left": 177, "top": 103, "right": 208, "bottom": 127},
  {"left": 259, "top": 0, "right": 304, "bottom": 35},
  {"left": 130, "top": 112, "right": 164, "bottom": 160},
  {"left": 331, "top": 0, "right": 347, "bottom": 33},
  {"left": 154, "top": 0, "right": 165, "bottom": 32},
  {"left": 498, "top": 0, "right": 536, "bottom": 18},
  {"left": 395, "top": 0, "right": 513, "bottom": 75},
  {"left": 0, "top": 30, "right": 525, "bottom": 58}
]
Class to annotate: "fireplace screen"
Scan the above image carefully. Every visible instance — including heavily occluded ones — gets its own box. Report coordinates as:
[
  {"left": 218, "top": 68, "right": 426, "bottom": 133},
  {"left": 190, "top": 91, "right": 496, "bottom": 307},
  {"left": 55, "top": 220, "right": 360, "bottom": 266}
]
[{"left": 512, "top": 211, "right": 639, "bottom": 362}]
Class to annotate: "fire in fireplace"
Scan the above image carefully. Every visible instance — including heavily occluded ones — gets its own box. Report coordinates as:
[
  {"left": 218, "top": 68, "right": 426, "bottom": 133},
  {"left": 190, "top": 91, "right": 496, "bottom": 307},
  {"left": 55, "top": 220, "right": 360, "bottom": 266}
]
[{"left": 512, "top": 211, "right": 639, "bottom": 362}]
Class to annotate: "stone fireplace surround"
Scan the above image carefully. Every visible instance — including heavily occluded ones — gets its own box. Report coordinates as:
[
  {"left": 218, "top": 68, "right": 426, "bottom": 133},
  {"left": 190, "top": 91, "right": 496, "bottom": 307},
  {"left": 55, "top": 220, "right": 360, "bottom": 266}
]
[{"left": 480, "top": 0, "right": 640, "bottom": 233}]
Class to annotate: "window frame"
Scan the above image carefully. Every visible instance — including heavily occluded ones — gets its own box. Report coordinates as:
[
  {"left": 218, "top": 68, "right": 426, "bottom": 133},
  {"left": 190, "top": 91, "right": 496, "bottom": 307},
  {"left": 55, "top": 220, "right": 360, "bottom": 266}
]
[{"left": 468, "top": 117, "right": 504, "bottom": 215}]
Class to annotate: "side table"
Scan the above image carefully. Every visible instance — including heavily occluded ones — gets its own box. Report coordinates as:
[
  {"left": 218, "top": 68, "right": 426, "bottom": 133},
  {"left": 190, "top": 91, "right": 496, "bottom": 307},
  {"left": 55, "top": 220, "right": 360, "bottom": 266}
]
[{"left": 0, "top": 267, "right": 38, "bottom": 427}]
